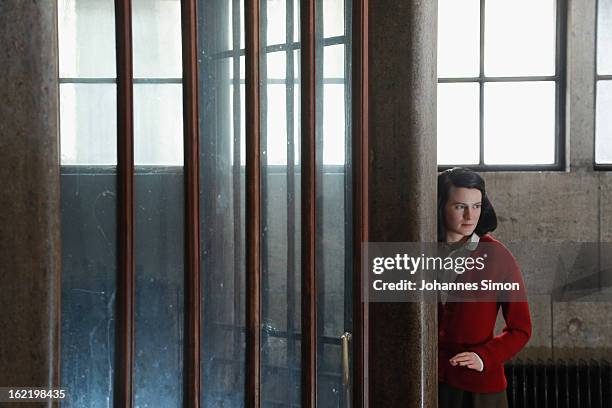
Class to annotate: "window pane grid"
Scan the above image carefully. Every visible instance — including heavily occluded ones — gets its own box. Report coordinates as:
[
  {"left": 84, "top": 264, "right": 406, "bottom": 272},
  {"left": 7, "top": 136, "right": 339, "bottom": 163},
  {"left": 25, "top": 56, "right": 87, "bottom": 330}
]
[
  {"left": 437, "top": 0, "right": 563, "bottom": 169},
  {"left": 222, "top": 23, "right": 347, "bottom": 166},
  {"left": 595, "top": 1, "right": 612, "bottom": 166}
]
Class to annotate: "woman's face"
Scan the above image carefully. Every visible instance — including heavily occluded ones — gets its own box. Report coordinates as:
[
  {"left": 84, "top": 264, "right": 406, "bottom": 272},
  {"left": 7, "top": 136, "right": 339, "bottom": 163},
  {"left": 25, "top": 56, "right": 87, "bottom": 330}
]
[{"left": 443, "top": 186, "right": 482, "bottom": 242}]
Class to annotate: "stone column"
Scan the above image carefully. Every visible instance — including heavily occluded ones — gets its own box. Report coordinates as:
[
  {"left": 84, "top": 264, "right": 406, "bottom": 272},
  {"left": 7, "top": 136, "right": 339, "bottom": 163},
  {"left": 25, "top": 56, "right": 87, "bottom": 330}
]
[
  {"left": 367, "top": 0, "right": 438, "bottom": 406},
  {"left": 0, "top": 0, "right": 61, "bottom": 396}
]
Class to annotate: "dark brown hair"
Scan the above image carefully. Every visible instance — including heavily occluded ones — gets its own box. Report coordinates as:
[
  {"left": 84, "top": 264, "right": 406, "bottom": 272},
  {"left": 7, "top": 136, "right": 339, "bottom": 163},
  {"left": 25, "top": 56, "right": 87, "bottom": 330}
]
[{"left": 437, "top": 167, "right": 497, "bottom": 242}]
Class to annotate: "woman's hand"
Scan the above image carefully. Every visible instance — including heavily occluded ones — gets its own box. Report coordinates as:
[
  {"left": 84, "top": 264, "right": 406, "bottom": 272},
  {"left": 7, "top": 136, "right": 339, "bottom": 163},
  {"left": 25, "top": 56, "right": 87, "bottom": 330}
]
[{"left": 449, "top": 352, "right": 483, "bottom": 372}]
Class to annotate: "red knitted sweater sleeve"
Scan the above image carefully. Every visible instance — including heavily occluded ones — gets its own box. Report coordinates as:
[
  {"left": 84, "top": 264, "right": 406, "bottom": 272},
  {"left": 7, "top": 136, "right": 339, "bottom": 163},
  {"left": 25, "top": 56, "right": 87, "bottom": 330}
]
[{"left": 469, "top": 243, "right": 532, "bottom": 369}]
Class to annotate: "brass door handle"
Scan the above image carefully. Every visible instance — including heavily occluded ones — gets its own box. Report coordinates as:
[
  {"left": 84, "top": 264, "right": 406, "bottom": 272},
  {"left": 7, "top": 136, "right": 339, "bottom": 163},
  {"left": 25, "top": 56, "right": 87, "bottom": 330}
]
[{"left": 341, "top": 332, "right": 352, "bottom": 406}]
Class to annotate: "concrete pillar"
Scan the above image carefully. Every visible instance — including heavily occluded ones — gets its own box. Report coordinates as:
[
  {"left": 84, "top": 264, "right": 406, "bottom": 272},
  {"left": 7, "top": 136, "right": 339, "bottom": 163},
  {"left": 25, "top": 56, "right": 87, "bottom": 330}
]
[
  {"left": 0, "top": 0, "right": 61, "bottom": 394},
  {"left": 367, "top": 0, "right": 438, "bottom": 406}
]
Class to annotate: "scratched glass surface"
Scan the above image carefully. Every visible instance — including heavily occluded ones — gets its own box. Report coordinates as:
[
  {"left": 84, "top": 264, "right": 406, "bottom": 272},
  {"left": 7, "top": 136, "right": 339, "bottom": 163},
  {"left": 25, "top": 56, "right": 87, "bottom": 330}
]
[
  {"left": 60, "top": 170, "right": 117, "bottom": 408},
  {"left": 132, "top": 0, "right": 185, "bottom": 405},
  {"left": 261, "top": 0, "right": 303, "bottom": 405},
  {"left": 59, "top": 1, "right": 117, "bottom": 406},
  {"left": 199, "top": 0, "right": 247, "bottom": 406},
  {"left": 316, "top": 0, "right": 352, "bottom": 406},
  {"left": 133, "top": 169, "right": 185, "bottom": 408}
]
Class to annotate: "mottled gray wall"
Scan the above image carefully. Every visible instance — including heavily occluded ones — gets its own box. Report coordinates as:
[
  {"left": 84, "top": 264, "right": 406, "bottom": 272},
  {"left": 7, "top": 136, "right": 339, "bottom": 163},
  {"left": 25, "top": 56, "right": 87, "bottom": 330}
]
[{"left": 0, "top": 0, "right": 61, "bottom": 396}]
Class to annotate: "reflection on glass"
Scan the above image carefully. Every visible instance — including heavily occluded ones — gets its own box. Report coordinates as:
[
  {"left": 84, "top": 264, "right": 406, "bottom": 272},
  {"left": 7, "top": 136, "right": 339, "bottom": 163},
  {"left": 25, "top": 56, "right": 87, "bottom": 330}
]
[
  {"left": 317, "top": 0, "right": 351, "bottom": 407},
  {"left": 134, "top": 169, "right": 185, "bottom": 408},
  {"left": 61, "top": 169, "right": 117, "bottom": 408},
  {"left": 485, "top": 0, "right": 555, "bottom": 76},
  {"left": 437, "top": 0, "right": 479, "bottom": 78},
  {"left": 132, "top": 0, "right": 183, "bottom": 79},
  {"left": 596, "top": 81, "right": 612, "bottom": 164},
  {"left": 484, "top": 82, "right": 555, "bottom": 164},
  {"left": 60, "top": 84, "right": 117, "bottom": 165},
  {"left": 598, "top": 0, "right": 612, "bottom": 75},
  {"left": 261, "top": 0, "right": 302, "bottom": 405},
  {"left": 437, "top": 83, "right": 480, "bottom": 165},
  {"left": 294, "top": 83, "right": 301, "bottom": 165},
  {"left": 229, "top": 83, "right": 247, "bottom": 166},
  {"left": 133, "top": 84, "right": 184, "bottom": 166},
  {"left": 132, "top": 1, "right": 185, "bottom": 406},
  {"left": 59, "top": 1, "right": 118, "bottom": 404},
  {"left": 199, "top": 0, "right": 246, "bottom": 405},
  {"left": 58, "top": 0, "right": 116, "bottom": 78}
]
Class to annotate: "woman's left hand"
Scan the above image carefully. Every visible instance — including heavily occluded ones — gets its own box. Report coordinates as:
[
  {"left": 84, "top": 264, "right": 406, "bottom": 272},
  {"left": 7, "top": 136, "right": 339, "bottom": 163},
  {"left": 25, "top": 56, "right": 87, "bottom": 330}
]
[{"left": 449, "top": 352, "right": 483, "bottom": 372}]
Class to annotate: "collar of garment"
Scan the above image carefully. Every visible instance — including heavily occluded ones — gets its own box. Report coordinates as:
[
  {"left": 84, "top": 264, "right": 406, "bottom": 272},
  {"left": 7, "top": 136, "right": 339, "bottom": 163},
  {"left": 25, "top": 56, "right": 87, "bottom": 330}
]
[
  {"left": 446, "top": 232, "right": 480, "bottom": 256},
  {"left": 464, "top": 232, "right": 480, "bottom": 251}
]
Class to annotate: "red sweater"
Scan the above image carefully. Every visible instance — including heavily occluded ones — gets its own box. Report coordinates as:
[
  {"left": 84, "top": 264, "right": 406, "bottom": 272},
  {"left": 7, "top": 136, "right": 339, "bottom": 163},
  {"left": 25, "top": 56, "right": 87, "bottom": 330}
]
[{"left": 438, "top": 234, "right": 532, "bottom": 393}]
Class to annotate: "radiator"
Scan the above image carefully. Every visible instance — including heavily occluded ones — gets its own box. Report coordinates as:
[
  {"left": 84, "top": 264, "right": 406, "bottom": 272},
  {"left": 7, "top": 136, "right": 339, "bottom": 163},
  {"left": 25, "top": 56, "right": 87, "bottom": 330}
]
[{"left": 506, "top": 359, "right": 612, "bottom": 408}]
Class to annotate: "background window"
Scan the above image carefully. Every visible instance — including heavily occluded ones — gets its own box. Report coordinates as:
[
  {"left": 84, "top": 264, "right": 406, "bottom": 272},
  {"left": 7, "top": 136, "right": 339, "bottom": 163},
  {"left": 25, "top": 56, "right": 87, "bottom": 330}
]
[
  {"left": 437, "top": 0, "right": 565, "bottom": 169},
  {"left": 596, "top": 0, "right": 612, "bottom": 166}
]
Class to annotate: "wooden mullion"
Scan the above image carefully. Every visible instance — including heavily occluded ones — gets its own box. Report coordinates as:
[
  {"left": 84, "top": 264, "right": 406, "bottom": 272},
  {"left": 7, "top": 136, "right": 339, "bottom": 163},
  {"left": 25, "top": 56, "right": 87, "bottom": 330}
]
[{"left": 113, "top": 0, "right": 136, "bottom": 406}]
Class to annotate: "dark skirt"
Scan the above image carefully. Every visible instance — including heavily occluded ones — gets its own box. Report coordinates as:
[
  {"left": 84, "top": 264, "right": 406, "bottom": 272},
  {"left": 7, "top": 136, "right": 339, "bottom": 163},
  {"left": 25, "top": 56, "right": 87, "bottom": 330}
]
[{"left": 439, "top": 382, "right": 509, "bottom": 408}]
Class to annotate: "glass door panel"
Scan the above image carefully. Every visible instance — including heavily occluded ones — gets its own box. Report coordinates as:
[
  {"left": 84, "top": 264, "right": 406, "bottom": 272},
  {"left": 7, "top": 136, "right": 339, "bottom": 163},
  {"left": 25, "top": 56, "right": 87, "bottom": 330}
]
[
  {"left": 199, "top": 0, "right": 247, "bottom": 406},
  {"left": 316, "top": 0, "right": 352, "bottom": 406}
]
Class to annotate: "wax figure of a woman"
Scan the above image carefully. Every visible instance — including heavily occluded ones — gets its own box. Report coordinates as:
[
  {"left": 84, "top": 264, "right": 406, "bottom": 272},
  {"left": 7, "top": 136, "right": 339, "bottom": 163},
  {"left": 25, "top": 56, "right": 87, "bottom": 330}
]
[{"left": 437, "top": 167, "right": 532, "bottom": 408}]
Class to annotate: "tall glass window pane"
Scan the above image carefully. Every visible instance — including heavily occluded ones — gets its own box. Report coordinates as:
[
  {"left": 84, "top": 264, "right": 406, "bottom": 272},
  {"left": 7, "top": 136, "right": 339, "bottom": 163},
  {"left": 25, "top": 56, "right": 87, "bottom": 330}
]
[
  {"left": 199, "top": 0, "right": 247, "bottom": 405},
  {"left": 59, "top": 1, "right": 117, "bottom": 406},
  {"left": 437, "top": 0, "right": 480, "bottom": 78},
  {"left": 60, "top": 84, "right": 117, "bottom": 165},
  {"left": 61, "top": 166, "right": 117, "bottom": 408},
  {"left": 438, "top": 0, "right": 559, "bottom": 167},
  {"left": 317, "top": 0, "right": 352, "bottom": 406},
  {"left": 323, "top": 44, "right": 345, "bottom": 79},
  {"left": 596, "top": 81, "right": 612, "bottom": 164},
  {"left": 266, "top": 0, "right": 287, "bottom": 45},
  {"left": 437, "top": 83, "right": 480, "bottom": 165},
  {"left": 58, "top": 0, "right": 116, "bottom": 78},
  {"left": 484, "top": 82, "right": 555, "bottom": 164},
  {"left": 485, "top": 0, "right": 556, "bottom": 76},
  {"left": 596, "top": 0, "right": 612, "bottom": 164},
  {"left": 323, "top": 84, "right": 345, "bottom": 165},
  {"left": 261, "top": 0, "right": 302, "bottom": 404},
  {"left": 132, "top": 1, "right": 185, "bottom": 406},
  {"left": 323, "top": 0, "right": 344, "bottom": 38},
  {"left": 267, "top": 84, "right": 289, "bottom": 165},
  {"left": 132, "top": 0, "right": 183, "bottom": 79},
  {"left": 133, "top": 85, "right": 184, "bottom": 166},
  {"left": 598, "top": 0, "right": 612, "bottom": 75}
]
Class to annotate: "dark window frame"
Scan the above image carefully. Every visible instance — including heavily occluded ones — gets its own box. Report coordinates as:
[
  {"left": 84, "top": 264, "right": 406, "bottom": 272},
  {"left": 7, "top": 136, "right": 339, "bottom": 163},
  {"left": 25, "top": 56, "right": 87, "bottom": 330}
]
[{"left": 437, "top": 0, "right": 568, "bottom": 172}]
